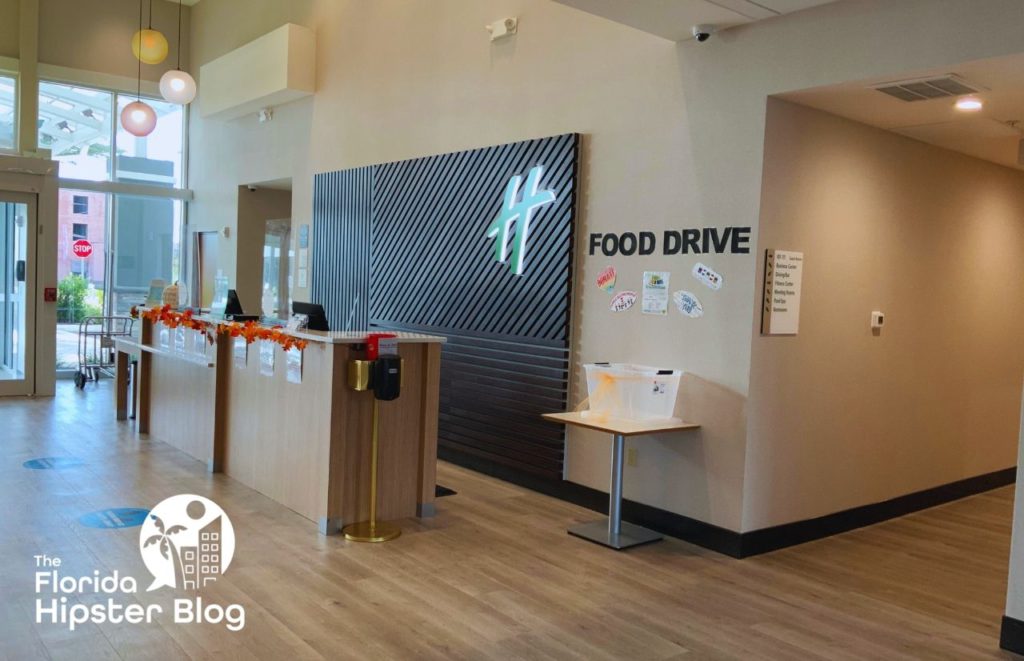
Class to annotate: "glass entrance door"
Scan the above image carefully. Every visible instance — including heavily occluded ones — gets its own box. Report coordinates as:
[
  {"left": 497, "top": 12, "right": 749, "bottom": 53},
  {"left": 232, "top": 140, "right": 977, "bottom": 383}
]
[{"left": 0, "top": 192, "right": 37, "bottom": 395}]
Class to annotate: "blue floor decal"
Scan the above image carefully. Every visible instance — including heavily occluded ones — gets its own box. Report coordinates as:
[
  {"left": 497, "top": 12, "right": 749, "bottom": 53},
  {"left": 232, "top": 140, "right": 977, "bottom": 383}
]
[
  {"left": 79, "top": 508, "right": 151, "bottom": 529},
  {"left": 23, "top": 457, "right": 84, "bottom": 470}
]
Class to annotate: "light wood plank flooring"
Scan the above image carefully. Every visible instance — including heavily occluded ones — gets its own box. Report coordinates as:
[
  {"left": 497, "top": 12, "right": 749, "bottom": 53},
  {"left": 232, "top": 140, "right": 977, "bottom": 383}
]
[{"left": 0, "top": 382, "right": 1019, "bottom": 660}]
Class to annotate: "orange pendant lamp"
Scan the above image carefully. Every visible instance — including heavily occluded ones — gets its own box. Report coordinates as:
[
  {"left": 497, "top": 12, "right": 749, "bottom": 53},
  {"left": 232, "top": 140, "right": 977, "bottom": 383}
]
[{"left": 132, "top": 0, "right": 168, "bottom": 64}]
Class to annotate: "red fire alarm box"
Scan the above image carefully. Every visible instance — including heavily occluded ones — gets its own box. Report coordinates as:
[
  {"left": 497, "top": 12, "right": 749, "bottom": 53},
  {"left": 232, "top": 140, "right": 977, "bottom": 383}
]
[
  {"left": 365, "top": 333, "right": 398, "bottom": 361},
  {"left": 44, "top": 287, "right": 57, "bottom": 302}
]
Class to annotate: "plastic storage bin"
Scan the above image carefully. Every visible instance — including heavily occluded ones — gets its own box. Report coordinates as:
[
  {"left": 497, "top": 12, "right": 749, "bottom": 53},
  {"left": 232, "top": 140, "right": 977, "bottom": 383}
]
[{"left": 583, "top": 363, "right": 683, "bottom": 421}]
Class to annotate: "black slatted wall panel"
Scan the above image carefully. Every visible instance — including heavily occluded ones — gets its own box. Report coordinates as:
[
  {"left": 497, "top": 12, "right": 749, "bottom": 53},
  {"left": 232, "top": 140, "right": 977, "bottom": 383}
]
[
  {"left": 312, "top": 167, "right": 372, "bottom": 331},
  {"left": 312, "top": 134, "right": 579, "bottom": 481}
]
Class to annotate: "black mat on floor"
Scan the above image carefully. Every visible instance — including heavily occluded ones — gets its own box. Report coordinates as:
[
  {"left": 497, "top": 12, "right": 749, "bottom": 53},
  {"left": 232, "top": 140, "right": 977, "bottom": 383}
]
[{"left": 435, "top": 485, "right": 457, "bottom": 497}]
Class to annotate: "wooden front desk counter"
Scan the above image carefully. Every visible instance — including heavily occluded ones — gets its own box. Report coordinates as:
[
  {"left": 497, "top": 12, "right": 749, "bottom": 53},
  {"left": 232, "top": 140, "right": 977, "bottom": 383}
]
[{"left": 116, "top": 318, "right": 445, "bottom": 535}]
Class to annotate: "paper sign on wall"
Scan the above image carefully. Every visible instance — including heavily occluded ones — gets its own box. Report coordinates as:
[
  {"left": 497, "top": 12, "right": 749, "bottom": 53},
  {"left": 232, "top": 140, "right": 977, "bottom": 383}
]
[
  {"left": 260, "top": 341, "right": 275, "bottom": 376},
  {"left": 286, "top": 347, "right": 303, "bottom": 384},
  {"left": 642, "top": 271, "right": 669, "bottom": 316},
  {"left": 233, "top": 337, "right": 247, "bottom": 368},
  {"left": 174, "top": 327, "right": 186, "bottom": 354},
  {"left": 761, "top": 249, "right": 804, "bottom": 335}
]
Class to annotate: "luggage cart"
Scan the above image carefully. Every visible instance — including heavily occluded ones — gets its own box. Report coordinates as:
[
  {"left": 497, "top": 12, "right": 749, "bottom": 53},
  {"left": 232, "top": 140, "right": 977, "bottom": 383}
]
[{"left": 75, "top": 316, "right": 135, "bottom": 389}]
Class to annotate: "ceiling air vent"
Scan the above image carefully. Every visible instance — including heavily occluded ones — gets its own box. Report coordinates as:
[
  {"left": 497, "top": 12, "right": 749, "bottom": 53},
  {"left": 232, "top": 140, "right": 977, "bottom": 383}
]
[{"left": 872, "top": 75, "right": 981, "bottom": 102}]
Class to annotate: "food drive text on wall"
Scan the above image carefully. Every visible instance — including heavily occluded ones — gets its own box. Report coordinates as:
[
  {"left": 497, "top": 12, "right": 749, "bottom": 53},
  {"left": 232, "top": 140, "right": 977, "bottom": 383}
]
[{"left": 589, "top": 227, "right": 752, "bottom": 256}]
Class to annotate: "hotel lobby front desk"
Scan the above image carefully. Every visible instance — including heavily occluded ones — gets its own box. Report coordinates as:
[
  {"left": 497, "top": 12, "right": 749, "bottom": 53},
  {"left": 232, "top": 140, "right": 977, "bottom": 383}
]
[{"left": 115, "top": 317, "right": 445, "bottom": 535}]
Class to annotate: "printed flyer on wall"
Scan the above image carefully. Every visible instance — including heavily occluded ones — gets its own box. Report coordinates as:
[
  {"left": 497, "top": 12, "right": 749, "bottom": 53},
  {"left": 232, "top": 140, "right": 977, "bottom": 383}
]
[{"left": 642, "top": 271, "right": 670, "bottom": 315}]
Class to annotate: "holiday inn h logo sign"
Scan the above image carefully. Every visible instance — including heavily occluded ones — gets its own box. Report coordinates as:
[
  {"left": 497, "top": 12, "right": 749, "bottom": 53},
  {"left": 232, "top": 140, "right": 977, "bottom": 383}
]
[{"left": 486, "top": 165, "right": 557, "bottom": 275}]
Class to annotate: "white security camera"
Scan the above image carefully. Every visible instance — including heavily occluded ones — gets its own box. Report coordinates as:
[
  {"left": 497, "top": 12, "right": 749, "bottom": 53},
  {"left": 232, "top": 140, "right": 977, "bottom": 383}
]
[{"left": 692, "top": 24, "right": 715, "bottom": 43}]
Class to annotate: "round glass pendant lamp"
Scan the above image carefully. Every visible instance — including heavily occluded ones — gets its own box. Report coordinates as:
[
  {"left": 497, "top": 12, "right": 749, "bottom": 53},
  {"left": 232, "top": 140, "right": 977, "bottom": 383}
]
[
  {"left": 159, "top": 69, "right": 197, "bottom": 105},
  {"left": 120, "top": 100, "right": 158, "bottom": 137},
  {"left": 132, "top": 28, "right": 169, "bottom": 64}
]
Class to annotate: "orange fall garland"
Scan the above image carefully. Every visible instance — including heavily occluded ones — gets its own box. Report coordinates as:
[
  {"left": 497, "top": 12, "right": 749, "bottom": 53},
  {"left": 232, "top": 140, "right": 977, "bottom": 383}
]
[{"left": 130, "top": 306, "right": 309, "bottom": 352}]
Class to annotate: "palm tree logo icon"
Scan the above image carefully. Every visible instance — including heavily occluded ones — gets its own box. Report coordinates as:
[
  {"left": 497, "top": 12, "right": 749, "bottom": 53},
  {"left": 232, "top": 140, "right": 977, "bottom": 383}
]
[
  {"left": 143, "top": 514, "right": 187, "bottom": 588},
  {"left": 139, "top": 494, "right": 236, "bottom": 592}
]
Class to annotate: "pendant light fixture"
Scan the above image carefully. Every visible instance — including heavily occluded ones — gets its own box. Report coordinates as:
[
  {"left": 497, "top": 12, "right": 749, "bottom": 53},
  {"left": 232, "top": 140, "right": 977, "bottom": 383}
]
[
  {"left": 159, "top": 0, "right": 196, "bottom": 105},
  {"left": 132, "top": 0, "right": 169, "bottom": 65},
  {"left": 122, "top": 0, "right": 158, "bottom": 137}
]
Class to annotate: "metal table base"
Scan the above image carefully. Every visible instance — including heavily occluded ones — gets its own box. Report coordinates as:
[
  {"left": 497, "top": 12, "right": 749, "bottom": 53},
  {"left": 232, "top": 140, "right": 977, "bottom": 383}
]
[{"left": 568, "top": 432, "right": 663, "bottom": 550}]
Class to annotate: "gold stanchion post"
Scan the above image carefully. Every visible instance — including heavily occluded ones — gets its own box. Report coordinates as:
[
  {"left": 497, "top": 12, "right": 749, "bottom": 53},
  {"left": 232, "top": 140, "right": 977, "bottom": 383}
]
[{"left": 343, "top": 384, "right": 401, "bottom": 542}]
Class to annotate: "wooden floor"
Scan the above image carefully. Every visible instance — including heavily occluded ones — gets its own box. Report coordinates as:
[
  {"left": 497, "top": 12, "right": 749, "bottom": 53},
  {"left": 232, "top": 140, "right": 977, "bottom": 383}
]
[{"left": 0, "top": 382, "right": 1019, "bottom": 660}]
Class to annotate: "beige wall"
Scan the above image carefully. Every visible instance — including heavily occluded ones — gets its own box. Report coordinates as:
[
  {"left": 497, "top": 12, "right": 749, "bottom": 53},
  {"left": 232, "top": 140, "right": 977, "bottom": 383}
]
[
  {"left": 234, "top": 185, "right": 291, "bottom": 313},
  {"left": 0, "top": 1, "right": 18, "bottom": 59},
  {"left": 187, "top": 0, "right": 1024, "bottom": 533},
  {"left": 746, "top": 98, "right": 1024, "bottom": 530},
  {"left": 39, "top": 0, "right": 189, "bottom": 82}
]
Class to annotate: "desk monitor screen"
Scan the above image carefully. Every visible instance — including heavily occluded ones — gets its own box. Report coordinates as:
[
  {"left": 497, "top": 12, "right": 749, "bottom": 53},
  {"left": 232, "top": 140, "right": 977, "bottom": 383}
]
[
  {"left": 293, "top": 301, "right": 330, "bottom": 331},
  {"left": 225, "top": 289, "right": 244, "bottom": 315}
]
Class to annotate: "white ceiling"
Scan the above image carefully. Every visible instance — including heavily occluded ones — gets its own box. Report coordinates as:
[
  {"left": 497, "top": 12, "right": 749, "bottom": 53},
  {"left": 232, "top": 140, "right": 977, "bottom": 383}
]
[
  {"left": 780, "top": 53, "right": 1024, "bottom": 171},
  {"left": 551, "top": 0, "right": 838, "bottom": 42}
]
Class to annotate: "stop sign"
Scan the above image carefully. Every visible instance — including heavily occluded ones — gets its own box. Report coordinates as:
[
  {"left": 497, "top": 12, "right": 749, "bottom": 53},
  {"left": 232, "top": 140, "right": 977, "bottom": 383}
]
[{"left": 72, "top": 239, "right": 93, "bottom": 259}]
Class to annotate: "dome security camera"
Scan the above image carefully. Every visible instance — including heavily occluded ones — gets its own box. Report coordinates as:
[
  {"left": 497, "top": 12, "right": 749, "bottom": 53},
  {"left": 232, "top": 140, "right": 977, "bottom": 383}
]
[{"left": 692, "top": 24, "right": 715, "bottom": 43}]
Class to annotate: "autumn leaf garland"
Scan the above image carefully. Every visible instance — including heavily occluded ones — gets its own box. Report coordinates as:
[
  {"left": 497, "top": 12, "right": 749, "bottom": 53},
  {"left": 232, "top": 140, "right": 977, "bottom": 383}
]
[{"left": 131, "top": 305, "right": 309, "bottom": 352}]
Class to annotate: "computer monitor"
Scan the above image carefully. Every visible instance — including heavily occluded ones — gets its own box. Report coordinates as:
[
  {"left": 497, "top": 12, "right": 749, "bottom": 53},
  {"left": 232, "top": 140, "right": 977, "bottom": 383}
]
[
  {"left": 225, "top": 289, "right": 245, "bottom": 316},
  {"left": 223, "top": 289, "right": 260, "bottom": 322},
  {"left": 292, "top": 301, "right": 330, "bottom": 331}
]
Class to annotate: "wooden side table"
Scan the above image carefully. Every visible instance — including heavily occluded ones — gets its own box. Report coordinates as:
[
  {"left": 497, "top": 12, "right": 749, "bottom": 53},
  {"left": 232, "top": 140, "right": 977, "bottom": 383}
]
[{"left": 543, "top": 411, "right": 700, "bottom": 550}]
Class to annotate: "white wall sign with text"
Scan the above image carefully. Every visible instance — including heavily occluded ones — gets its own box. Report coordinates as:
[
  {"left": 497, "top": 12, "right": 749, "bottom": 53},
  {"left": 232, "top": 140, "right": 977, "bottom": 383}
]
[{"left": 761, "top": 249, "right": 804, "bottom": 336}]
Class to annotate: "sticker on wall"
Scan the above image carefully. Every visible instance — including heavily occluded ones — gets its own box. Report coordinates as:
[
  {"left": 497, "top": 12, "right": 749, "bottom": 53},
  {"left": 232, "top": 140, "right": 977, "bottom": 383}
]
[
  {"left": 692, "top": 262, "right": 723, "bottom": 290},
  {"left": 158, "top": 328, "right": 170, "bottom": 350},
  {"left": 286, "top": 347, "right": 303, "bottom": 384},
  {"left": 673, "top": 290, "right": 704, "bottom": 318},
  {"left": 298, "top": 268, "right": 308, "bottom": 289},
  {"left": 642, "top": 271, "right": 670, "bottom": 316},
  {"left": 260, "top": 341, "right": 275, "bottom": 377},
  {"left": 174, "top": 327, "right": 186, "bottom": 354},
  {"left": 596, "top": 266, "right": 617, "bottom": 292},
  {"left": 610, "top": 291, "right": 637, "bottom": 312},
  {"left": 233, "top": 337, "right": 247, "bottom": 368}
]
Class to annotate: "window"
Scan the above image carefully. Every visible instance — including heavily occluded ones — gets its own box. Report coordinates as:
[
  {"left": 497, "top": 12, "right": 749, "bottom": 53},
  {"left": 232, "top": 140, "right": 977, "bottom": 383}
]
[
  {"left": 0, "top": 74, "right": 15, "bottom": 151},
  {"left": 39, "top": 82, "right": 113, "bottom": 181},
  {"left": 42, "top": 79, "right": 190, "bottom": 372},
  {"left": 115, "top": 96, "right": 184, "bottom": 188}
]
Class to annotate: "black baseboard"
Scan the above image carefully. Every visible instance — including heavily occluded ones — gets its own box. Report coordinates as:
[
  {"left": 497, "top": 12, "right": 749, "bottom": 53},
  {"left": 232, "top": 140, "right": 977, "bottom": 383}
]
[
  {"left": 1001, "top": 616, "right": 1024, "bottom": 655},
  {"left": 439, "top": 448, "right": 1015, "bottom": 558},
  {"left": 739, "top": 467, "right": 1017, "bottom": 557}
]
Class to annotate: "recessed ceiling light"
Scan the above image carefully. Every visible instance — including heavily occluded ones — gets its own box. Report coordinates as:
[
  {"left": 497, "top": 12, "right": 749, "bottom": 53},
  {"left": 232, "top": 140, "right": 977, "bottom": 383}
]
[{"left": 955, "top": 96, "right": 983, "bottom": 112}]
